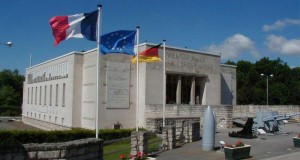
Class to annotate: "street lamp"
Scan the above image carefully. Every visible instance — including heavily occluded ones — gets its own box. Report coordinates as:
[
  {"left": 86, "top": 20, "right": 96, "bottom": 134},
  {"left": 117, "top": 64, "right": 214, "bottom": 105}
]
[
  {"left": 261, "top": 73, "right": 273, "bottom": 105},
  {"left": 0, "top": 41, "right": 13, "bottom": 47}
]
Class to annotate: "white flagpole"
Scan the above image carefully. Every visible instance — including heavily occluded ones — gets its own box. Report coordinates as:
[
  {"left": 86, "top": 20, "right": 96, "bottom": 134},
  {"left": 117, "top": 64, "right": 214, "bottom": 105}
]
[
  {"left": 30, "top": 53, "right": 32, "bottom": 67},
  {"left": 96, "top": 4, "right": 102, "bottom": 138},
  {"left": 136, "top": 26, "right": 140, "bottom": 131},
  {"left": 163, "top": 40, "right": 166, "bottom": 127}
]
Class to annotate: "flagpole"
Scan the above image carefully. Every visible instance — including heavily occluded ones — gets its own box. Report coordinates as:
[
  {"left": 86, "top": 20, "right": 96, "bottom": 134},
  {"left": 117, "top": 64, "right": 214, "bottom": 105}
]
[
  {"left": 96, "top": 4, "right": 102, "bottom": 139},
  {"left": 136, "top": 26, "right": 140, "bottom": 131},
  {"left": 30, "top": 53, "right": 32, "bottom": 67},
  {"left": 163, "top": 40, "right": 166, "bottom": 127}
]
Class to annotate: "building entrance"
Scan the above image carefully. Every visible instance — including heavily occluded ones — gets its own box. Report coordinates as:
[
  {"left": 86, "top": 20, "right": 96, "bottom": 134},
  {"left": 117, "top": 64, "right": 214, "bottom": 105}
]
[{"left": 166, "top": 74, "right": 206, "bottom": 105}]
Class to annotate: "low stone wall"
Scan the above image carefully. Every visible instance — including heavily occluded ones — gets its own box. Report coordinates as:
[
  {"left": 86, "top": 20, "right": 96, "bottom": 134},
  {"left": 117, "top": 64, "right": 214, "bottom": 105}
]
[
  {"left": 145, "top": 104, "right": 233, "bottom": 129},
  {"left": 233, "top": 105, "right": 300, "bottom": 121},
  {"left": 0, "top": 138, "right": 103, "bottom": 160}
]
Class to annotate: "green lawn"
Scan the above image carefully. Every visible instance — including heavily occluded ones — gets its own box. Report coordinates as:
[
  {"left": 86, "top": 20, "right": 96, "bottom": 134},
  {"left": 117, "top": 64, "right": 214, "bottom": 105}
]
[{"left": 104, "top": 137, "right": 162, "bottom": 160}]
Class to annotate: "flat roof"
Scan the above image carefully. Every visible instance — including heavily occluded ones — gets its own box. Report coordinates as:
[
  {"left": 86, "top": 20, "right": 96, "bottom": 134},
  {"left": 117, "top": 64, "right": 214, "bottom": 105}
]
[
  {"left": 140, "top": 42, "right": 221, "bottom": 57},
  {"left": 26, "top": 42, "right": 221, "bottom": 70},
  {"left": 26, "top": 51, "right": 83, "bottom": 70}
]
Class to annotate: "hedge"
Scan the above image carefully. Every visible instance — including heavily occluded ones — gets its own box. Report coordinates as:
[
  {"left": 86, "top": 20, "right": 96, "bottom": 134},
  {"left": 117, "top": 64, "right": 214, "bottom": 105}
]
[{"left": 0, "top": 128, "right": 137, "bottom": 147}]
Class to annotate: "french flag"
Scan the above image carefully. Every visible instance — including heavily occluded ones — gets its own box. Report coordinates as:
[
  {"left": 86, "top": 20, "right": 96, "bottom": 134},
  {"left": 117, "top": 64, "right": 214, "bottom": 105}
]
[{"left": 50, "top": 10, "right": 98, "bottom": 46}]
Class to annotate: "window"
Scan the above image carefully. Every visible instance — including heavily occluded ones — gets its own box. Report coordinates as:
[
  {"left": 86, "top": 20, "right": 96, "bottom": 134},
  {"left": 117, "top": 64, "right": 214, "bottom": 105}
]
[
  {"left": 62, "top": 83, "right": 66, "bottom": 107},
  {"left": 31, "top": 87, "right": 33, "bottom": 104},
  {"left": 39, "top": 86, "right": 42, "bottom": 105},
  {"left": 55, "top": 84, "right": 58, "bottom": 106},
  {"left": 44, "top": 85, "right": 47, "bottom": 105},
  {"left": 50, "top": 85, "right": 52, "bottom": 106},
  {"left": 27, "top": 88, "right": 29, "bottom": 104},
  {"left": 62, "top": 118, "right": 64, "bottom": 124},
  {"left": 35, "top": 87, "right": 37, "bottom": 105}
]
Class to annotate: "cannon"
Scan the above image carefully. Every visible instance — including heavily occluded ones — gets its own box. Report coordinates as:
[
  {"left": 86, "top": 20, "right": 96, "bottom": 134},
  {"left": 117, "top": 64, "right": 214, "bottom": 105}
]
[{"left": 252, "top": 111, "right": 300, "bottom": 134}]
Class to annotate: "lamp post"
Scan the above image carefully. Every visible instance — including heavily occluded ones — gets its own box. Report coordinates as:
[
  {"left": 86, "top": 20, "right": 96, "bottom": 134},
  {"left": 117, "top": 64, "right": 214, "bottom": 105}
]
[
  {"left": 261, "top": 73, "right": 273, "bottom": 105},
  {"left": 0, "top": 41, "right": 13, "bottom": 47}
]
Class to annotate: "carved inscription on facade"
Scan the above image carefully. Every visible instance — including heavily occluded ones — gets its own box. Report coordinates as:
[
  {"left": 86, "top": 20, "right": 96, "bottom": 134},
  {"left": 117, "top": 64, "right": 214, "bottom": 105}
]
[
  {"left": 165, "top": 51, "right": 219, "bottom": 74},
  {"left": 106, "top": 62, "right": 130, "bottom": 108}
]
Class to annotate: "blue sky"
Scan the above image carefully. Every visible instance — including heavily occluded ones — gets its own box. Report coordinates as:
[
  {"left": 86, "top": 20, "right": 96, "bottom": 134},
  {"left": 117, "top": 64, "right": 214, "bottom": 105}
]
[{"left": 0, "top": 0, "right": 299, "bottom": 74}]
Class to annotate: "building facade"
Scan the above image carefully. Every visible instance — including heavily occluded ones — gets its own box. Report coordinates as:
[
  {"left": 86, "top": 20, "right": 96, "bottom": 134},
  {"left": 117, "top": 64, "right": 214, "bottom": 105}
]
[{"left": 22, "top": 43, "right": 236, "bottom": 130}]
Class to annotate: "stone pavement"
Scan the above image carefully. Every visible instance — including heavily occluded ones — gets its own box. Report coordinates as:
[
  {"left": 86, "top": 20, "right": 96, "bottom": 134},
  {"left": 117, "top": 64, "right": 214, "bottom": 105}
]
[
  {"left": 154, "top": 123, "right": 300, "bottom": 160},
  {"left": 0, "top": 117, "right": 38, "bottom": 130}
]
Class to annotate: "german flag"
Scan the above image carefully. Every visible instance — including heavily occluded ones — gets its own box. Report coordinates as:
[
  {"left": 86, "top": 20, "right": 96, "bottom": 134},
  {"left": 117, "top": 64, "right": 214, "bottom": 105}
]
[{"left": 131, "top": 44, "right": 162, "bottom": 63}]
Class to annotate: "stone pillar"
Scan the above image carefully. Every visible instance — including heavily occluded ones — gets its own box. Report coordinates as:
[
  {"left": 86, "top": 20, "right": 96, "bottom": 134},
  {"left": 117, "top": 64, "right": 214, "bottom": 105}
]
[
  {"left": 176, "top": 75, "right": 181, "bottom": 104},
  {"left": 162, "top": 126, "right": 176, "bottom": 150},
  {"left": 183, "top": 121, "right": 191, "bottom": 143},
  {"left": 190, "top": 76, "right": 195, "bottom": 105},
  {"left": 131, "top": 131, "right": 149, "bottom": 155}
]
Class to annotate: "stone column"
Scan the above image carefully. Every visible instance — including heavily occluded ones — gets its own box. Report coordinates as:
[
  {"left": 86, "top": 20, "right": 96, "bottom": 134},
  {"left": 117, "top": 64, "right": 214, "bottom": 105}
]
[
  {"left": 176, "top": 75, "right": 181, "bottom": 104},
  {"left": 190, "top": 76, "right": 195, "bottom": 105},
  {"left": 131, "top": 131, "right": 149, "bottom": 155}
]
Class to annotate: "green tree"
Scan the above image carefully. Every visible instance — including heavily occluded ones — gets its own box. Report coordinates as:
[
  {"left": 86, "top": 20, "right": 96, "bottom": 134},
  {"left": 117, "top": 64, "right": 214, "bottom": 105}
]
[
  {"left": 233, "top": 57, "right": 299, "bottom": 105},
  {"left": 0, "top": 85, "right": 20, "bottom": 106},
  {"left": 0, "top": 69, "right": 24, "bottom": 107}
]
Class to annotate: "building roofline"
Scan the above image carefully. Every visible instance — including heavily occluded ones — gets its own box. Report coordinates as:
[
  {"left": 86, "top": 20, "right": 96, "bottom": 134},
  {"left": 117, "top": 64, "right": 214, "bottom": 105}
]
[
  {"left": 26, "top": 42, "right": 221, "bottom": 70},
  {"left": 221, "top": 64, "right": 237, "bottom": 68},
  {"left": 139, "top": 42, "right": 220, "bottom": 57},
  {"left": 26, "top": 51, "right": 84, "bottom": 70}
]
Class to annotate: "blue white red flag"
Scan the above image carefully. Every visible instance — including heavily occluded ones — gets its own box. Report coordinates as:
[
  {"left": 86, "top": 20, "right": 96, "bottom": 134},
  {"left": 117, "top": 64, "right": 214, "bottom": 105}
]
[{"left": 50, "top": 10, "right": 98, "bottom": 46}]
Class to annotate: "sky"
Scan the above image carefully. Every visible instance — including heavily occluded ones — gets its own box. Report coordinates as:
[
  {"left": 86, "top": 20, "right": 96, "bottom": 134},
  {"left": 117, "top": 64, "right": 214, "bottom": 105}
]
[{"left": 0, "top": 0, "right": 299, "bottom": 74}]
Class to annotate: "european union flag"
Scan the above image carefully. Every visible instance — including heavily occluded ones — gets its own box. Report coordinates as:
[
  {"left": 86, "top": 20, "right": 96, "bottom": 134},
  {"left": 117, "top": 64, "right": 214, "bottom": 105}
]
[{"left": 100, "top": 30, "right": 136, "bottom": 55}]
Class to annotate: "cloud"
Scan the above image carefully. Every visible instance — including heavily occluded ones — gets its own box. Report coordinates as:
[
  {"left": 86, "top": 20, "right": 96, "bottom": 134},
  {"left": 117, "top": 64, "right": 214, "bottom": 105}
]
[
  {"left": 266, "top": 34, "right": 300, "bottom": 55},
  {"left": 205, "top": 34, "right": 259, "bottom": 59},
  {"left": 263, "top": 19, "right": 300, "bottom": 32}
]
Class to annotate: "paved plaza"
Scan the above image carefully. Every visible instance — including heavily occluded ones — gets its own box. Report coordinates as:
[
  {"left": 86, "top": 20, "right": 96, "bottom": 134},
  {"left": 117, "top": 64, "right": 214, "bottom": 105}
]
[
  {"left": 1, "top": 117, "right": 300, "bottom": 160},
  {"left": 0, "top": 117, "right": 38, "bottom": 130},
  {"left": 155, "top": 122, "right": 300, "bottom": 160}
]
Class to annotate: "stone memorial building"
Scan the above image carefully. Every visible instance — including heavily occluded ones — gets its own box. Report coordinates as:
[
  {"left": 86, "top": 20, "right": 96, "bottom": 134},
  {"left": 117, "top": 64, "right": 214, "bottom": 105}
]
[{"left": 22, "top": 43, "right": 236, "bottom": 130}]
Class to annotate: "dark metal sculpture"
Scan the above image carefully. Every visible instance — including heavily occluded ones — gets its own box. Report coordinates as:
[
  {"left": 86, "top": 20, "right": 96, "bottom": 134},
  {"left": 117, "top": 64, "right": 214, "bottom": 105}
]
[{"left": 229, "top": 118, "right": 257, "bottom": 139}]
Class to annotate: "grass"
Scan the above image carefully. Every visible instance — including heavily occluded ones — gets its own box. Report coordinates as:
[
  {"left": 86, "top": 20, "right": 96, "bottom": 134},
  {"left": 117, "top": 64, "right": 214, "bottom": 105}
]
[{"left": 104, "top": 136, "right": 163, "bottom": 160}]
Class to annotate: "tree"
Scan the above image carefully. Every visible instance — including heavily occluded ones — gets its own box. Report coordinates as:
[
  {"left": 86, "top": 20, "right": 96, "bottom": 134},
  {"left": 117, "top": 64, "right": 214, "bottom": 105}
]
[
  {"left": 226, "top": 57, "right": 300, "bottom": 105},
  {"left": 0, "top": 85, "right": 20, "bottom": 106},
  {"left": 0, "top": 69, "right": 24, "bottom": 107}
]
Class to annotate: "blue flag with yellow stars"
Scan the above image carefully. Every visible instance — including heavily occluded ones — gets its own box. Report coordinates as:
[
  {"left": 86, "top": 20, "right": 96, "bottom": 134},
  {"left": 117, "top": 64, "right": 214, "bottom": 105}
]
[{"left": 100, "top": 30, "right": 136, "bottom": 55}]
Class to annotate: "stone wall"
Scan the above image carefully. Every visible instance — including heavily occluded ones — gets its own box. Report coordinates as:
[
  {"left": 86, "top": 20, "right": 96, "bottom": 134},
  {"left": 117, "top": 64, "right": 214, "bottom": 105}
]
[
  {"left": 233, "top": 105, "right": 300, "bottom": 121},
  {"left": 0, "top": 138, "right": 103, "bottom": 160},
  {"left": 145, "top": 104, "right": 233, "bottom": 130}
]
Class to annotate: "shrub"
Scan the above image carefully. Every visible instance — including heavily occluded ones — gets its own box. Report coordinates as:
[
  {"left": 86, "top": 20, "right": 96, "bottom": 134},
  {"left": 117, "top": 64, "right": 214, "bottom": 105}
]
[
  {"left": 0, "top": 106, "right": 21, "bottom": 116},
  {"left": 0, "top": 128, "right": 138, "bottom": 147}
]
